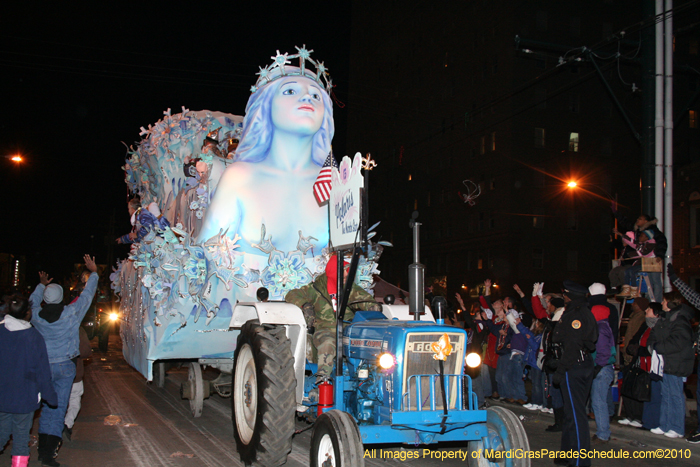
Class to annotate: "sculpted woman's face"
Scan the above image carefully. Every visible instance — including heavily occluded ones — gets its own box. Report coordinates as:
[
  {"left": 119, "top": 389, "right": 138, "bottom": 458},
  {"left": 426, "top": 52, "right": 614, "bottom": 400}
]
[{"left": 271, "top": 77, "right": 325, "bottom": 136}]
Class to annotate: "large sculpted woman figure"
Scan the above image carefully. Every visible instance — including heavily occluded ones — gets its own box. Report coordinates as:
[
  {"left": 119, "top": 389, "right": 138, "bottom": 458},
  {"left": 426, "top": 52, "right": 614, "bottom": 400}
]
[{"left": 197, "top": 47, "right": 334, "bottom": 298}]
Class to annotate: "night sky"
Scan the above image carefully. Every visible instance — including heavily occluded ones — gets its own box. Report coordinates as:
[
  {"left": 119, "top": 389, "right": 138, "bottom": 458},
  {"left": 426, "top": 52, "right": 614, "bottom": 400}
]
[{"left": 1, "top": 1, "right": 352, "bottom": 281}]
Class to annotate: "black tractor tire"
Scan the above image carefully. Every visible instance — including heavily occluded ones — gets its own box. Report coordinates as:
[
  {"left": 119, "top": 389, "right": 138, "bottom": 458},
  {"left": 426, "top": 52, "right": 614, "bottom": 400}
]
[
  {"left": 310, "top": 410, "right": 365, "bottom": 467},
  {"left": 232, "top": 321, "right": 296, "bottom": 466},
  {"left": 468, "top": 405, "right": 530, "bottom": 467}
]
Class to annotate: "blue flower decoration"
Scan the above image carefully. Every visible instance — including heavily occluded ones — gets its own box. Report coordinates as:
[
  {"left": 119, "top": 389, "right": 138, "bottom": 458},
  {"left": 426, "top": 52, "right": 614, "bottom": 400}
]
[{"left": 260, "top": 250, "right": 312, "bottom": 298}]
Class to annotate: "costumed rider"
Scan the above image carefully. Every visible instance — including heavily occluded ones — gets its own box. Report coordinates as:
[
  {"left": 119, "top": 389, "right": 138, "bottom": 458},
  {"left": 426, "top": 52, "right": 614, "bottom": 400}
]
[
  {"left": 116, "top": 196, "right": 170, "bottom": 244},
  {"left": 552, "top": 280, "right": 598, "bottom": 467},
  {"left": 285, "top": 253, "right": 380, "bottom": 380}
]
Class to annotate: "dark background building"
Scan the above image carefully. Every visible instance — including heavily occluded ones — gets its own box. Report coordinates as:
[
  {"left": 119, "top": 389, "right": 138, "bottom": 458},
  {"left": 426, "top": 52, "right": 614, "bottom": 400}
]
[{"left": 347, "top": 1, "right": 700, "bottom": 299}]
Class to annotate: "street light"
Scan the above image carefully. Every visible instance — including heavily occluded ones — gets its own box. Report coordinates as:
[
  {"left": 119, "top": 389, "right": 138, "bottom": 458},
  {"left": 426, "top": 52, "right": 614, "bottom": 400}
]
[{"left": 4, "top": 154, "right": 23, "bottom": 167}]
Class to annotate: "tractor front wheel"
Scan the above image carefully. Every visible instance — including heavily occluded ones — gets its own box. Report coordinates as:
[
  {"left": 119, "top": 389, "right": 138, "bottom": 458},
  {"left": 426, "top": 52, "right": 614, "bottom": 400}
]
[
  {"left": 310, "top": 409, "right": 365, "bottom": 467},
  {"left": 468, "top": 406, "right": 530, "bottom": 467}
]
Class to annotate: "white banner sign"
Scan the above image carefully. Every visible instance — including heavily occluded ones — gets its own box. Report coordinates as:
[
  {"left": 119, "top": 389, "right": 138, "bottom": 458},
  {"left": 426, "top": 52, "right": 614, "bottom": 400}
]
[{"left": 329, "top": 152, "right": 364, "bottom": 250}]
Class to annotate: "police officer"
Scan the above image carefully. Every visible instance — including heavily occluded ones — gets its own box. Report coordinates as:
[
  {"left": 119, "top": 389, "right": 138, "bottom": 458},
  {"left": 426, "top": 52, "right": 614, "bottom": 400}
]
[{"left": 552, "top": 280, "right": 598, "bottom": 467}]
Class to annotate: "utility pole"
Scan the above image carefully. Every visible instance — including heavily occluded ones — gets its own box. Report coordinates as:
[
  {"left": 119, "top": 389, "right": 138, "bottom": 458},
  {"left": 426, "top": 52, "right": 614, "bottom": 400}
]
[{"left": 642, "top": 0, "right": 657, "bottom": 216}]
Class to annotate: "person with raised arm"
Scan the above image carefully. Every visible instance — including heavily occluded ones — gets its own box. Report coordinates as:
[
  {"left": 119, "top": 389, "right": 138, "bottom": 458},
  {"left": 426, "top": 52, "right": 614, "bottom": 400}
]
[{"left": 29, "top": 255, "right": 99, "bottom": 467}]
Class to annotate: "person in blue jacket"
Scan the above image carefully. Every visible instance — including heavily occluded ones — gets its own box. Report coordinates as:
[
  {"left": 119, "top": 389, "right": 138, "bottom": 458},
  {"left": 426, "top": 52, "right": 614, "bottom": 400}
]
[
  {"left": 116, "top": 197, "right": 170, "bottom": 244},
  {"left": 589, "top": 304, "right": 616, "bottom": 445},
  {"left": 516, "top": 319, "right": 545, "bottom": 411},
  {"left": 0, "top": 294, "right": 57, "bottom": 467},
  {"left": 29, "top": 254, "right": 98, "bottom": 467}
]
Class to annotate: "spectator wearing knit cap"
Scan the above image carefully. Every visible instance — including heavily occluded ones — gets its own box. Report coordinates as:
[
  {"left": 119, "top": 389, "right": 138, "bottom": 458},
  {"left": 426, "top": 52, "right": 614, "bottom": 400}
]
[
  {"left": 588, "top": 282, "right": 619, "bottom": 344},
  {"left": 28, "top": 255, "right": 99, "bottom": 466}
]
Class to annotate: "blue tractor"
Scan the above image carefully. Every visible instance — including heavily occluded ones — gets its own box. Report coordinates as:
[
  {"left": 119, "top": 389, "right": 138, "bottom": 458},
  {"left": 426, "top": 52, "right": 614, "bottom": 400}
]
[{"left": 228, "top": 250, "right": 530, "bottom": 467}]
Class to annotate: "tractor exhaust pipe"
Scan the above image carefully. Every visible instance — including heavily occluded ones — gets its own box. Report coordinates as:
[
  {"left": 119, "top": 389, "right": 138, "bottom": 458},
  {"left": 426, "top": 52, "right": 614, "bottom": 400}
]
[{"left": 408, "top": 211, "right": 424, "bottom": 320}]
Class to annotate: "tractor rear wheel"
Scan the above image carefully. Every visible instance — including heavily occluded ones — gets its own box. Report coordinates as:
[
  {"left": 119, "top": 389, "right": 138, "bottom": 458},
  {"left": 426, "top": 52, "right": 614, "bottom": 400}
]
[{"left": 232, "top": 321, "right": 296, "bottom": 466}]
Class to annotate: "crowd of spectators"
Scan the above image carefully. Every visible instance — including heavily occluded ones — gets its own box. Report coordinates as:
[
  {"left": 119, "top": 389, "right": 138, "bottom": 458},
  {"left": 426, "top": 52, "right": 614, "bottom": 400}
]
[
  {"left": 455, "top": 267, "right": 699, "bottom": 459},
  {"left": 0, "top": 255, "right": 99, "bottom": 467}
]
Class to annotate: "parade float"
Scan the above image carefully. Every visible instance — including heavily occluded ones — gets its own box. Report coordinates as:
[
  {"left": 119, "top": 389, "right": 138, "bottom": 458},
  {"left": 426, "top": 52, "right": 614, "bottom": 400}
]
[
  {"left": 112, "top": 46, "right": 530, "bottom": 467},
  {"left": 111, "top": 47, "right": 382, "bottom": 416}
]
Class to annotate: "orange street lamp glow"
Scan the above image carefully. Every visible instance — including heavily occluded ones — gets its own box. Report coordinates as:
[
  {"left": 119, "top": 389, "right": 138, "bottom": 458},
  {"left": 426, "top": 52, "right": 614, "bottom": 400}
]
[
  {"left": 11, "top": 156, "right": 22, "bottom": 162},
  {"left": 567, "top": 181, "right": 577, "bottom": 188}
]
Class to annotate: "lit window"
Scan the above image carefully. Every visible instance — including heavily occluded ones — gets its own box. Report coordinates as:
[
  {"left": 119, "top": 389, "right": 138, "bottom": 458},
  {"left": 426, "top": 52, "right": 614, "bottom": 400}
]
[
  {"left": 490, "top": 132, "right": 496, "bottom": 151},
  {"left": 408, "top": 174, "right": 412, "bottom": 181},
  {"left": 569, "top": 132, "right": 579, "bottom": 152},
  {"left": 690, "top": 110, "right": 698, "bottom": 129},
  {"left": 480, "top": 136, "right": 486, "bottom": 155},
  {"left": 535, "top": 128, "right": 545, "bottom": 148}
]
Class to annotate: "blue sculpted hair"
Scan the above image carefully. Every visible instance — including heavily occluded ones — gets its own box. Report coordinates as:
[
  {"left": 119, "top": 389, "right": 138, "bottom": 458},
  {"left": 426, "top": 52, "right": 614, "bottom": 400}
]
[{"left": 234, "top": 71, "right": 334, "bottom": 166}]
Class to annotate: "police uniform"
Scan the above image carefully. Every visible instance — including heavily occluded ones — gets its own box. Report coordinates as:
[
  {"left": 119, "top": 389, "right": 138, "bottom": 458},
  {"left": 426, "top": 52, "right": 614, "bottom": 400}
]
[{"left": 552, "top": 281, "right": 598, "bottom": 467}]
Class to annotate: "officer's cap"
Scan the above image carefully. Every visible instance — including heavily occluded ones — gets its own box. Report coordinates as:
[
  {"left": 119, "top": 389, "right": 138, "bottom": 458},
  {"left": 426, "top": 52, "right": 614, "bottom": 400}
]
[{"left": 562, "top": 280, "right": 588, "bottom": 299}]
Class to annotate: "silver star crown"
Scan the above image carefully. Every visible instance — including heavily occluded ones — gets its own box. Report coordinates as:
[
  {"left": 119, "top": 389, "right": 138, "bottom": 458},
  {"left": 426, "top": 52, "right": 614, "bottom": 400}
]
[{"left": 250, "top": 45, "right": 332, "bottom": 94}]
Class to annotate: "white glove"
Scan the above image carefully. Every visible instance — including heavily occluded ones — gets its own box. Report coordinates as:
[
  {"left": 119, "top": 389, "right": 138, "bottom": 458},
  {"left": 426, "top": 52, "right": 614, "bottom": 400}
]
[
  {"left": 537, "top": 282, "right": 544, "bottom": 296},
  {"left": 532, "top": 282, "right": 540, "bottom": 297}
]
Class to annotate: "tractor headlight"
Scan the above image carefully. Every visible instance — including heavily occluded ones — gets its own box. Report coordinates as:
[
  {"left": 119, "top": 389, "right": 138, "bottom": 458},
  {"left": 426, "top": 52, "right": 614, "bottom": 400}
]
[
  {"left": 109, "top": 312, "right": 119, "bottom": 322},
  {"left": 378, "top": 353, "right": 395, "bottom": 370},
  {"left": 465, "top": 352, "right": 481, "bottom": 368}
]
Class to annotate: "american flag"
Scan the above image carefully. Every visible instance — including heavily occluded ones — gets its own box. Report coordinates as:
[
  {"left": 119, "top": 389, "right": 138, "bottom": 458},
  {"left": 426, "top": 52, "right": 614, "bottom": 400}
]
[{"left": 313, "top": 152, "right": 338, "bottom": 204}]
